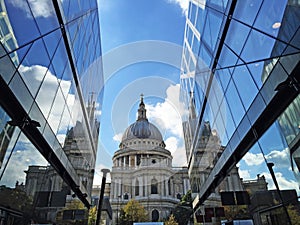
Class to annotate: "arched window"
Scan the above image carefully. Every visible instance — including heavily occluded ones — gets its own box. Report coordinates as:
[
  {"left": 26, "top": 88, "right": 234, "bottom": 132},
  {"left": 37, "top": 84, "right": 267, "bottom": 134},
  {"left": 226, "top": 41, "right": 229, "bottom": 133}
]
[
  {"left": 152, "top": 209, "right": 159, "bottom": 222},
  {"left": 151, "top": 178, "right": 158, "bottom": 194},
  {"left": 168, "top": 179, "right": 171, "bottom": 195},
  {"left": 135, "top": 179, "right": 139, "bottom": 196}
]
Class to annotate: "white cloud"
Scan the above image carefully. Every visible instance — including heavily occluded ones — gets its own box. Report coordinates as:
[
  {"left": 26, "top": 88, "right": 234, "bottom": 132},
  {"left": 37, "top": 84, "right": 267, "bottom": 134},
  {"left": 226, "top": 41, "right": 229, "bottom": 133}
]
[
  {"left": 10, "top": 0, "right": 54, "bottom": 18},
  {"left": 165, "top": 136, "right": 187, "bottom": 166},
  {"left": 19, "top": 64, "right": 75, "bottom": 133},
  {"left": 93, "top": 164, "right": 112, "bottom": 185},
  {"left": 113, "top": 133, "right": 123, "bottom": 142},
  {"left": 1, "top": 141, "right": 48, "bottom": 187},
  {"left": 165, "top": 136, "right": 178, "bottom": 153},
  {"left": 265, "top": 148, "right": 291, "bottom": 169},
  {"left": 146, "top": 84, "right": 187, "bottom": 138},
  {"left": 242, "top": 152, "right": 265, "bottom": 166},
  {"left": 167, "top": 0, "right": 189, "bottom": 15},
  {"left": 238, "top": 168, "right": 251, "bottom": 180},
  {"left": 172, "top": 144, "right": 188, "bottom": 167},
  {"left": 261, "top": 172, "right": 299, "bottom": 193},
  {"left": 242, "top": 148, "right": 292, "bottom": 169}
]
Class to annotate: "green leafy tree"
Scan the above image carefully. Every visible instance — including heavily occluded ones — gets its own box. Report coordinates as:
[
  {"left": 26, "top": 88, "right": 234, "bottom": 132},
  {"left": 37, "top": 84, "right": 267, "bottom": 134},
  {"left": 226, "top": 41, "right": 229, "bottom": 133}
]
[
  {"left": 56, "top": 199, "right": 88, "bottom": 225},
  {"left": 165, "top": 214, "right": 178, "bottom": 225},
  {"left": 223, "top": 205, "right": 249, "bottom": 221},
  {"left": 119, "top": 199, "right": 148, "bottom": 225},
  {"left": 0, "top": 186, "right": 33, "bottom": 224},
  {"left": 88, "top": 206, "right": 97, "bottom": 225},
  {"left": 287, "top": 205, "right": 300, "bottom": 225},
  {"left": 173, "top": 190, "right": 193, "bottom": 225}
]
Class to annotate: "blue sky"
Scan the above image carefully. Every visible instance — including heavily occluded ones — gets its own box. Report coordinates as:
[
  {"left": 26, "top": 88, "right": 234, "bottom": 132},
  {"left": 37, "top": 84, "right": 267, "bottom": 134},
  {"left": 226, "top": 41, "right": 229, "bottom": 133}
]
[
  {"left": 93, "top": 0, "right": 300, "bottom": 195},
  {"left": 94, "top": 0, "right": 189, "bottom": 183},
  {"left": 2, "top": 0, "right": 299, "bottom": 194}
]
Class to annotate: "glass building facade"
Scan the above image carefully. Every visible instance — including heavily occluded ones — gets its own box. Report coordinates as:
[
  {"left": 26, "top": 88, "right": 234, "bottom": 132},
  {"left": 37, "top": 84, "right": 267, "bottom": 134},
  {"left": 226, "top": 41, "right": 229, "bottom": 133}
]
[
  {"left": 0, "top": 0, "right": 103, "bottom": 224},
  {"left": 180, "top": 0, "right": 300, "bottom": 224}
]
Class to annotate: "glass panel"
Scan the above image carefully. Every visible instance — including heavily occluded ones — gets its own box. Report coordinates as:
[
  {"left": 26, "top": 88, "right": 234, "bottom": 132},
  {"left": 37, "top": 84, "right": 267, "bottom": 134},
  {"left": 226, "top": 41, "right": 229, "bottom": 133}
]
[
  {"left": 27, "top": 0, "right": 59, "bottom": 35},
  {"left": 190, "top": 2, "right": 197, "bottom": 25},
  {"left": 217, "top": 44, "right": 238, "bottom": 68},
  {"left": 195, "top": 5, "right": 206, "bottom": 34},
  {"left": 198, "top": 44, "right": 213, "bottom": 68},
  {"left": 0, "top": 53, "right": 17, "bottom": 83},
  {"left": 35, "top": 70, "right": 59, "bottom": 119},
  {"left": 48, "top": 88, "right": 65, "bottom": 134},
  {"left": 233, "top": 0, "right": 262, "bottom": 26},
  {"left": 192, "top": 37, "right": 200, "bottom": 55},
  {"left": 214, "top": 68, "right": 231, "bottom": 92},
  {"left": 247, "top": 93, "right": 266, "bottom": 125},
  {"left": 225, "top": 80, "right": 245, "bottom": 126},
  {"left": 224, "top": 20, "right": 251, "bottom": 56},
  {"left": 57, "top": 104, "right": 71, "bottom": 147},
  {"left": 259, "top": 123, "right": 299, "bottom": 198},
  {"left": 0, "top": 133, "right": 48, "bottom": 188},
  {"left": 0, "top": 124, "right": 20, "bottom": 178},
  {"left": 9, "top": 73, "right": 33, "bottom": 113},
  {"left": 224, "top": 99, "right": 236, "bottom": 141},
  {"left": 261, "top": 62, "right": 288, "bottom": 104},
  {"left": 232, "top": 64, "right": 258, "bottom": 110},
  {"left": 60, "top": 62, "right": 73, "bottom": 97},
  {"left": 279, "top": 52, "right": 300, "bottom": 75},
  {"left": 241, "top": 29, "right": 284, "bottom": 63},
  {"left": 202, "top": 8, "right": 223, "bottom": 53},
  {"left": 254, "top": 0, "right": 287, "bottom": 38},
  {"left": 43, "top": 29, "right": 63, "bottom": 67},
  {"left": 237, "top": 115, "right": 251, "bottom": 140},
  {"left": 212, "top": 109, "right": 227, "bottom": 146},
  {"left": 28, "top": 101, "right": 47, "bottom": 132},
  {"left": 19, "top": 39, "right": 50, "bottom": 97},
  {"left": 278, "top": 95, "right": 300, "bottom": 146},
  {"left": 4, "top": 1, "right": 41, "bottom": 47},
  {"left": 246, "top": 60, "right": 265, "bottom": 89}
]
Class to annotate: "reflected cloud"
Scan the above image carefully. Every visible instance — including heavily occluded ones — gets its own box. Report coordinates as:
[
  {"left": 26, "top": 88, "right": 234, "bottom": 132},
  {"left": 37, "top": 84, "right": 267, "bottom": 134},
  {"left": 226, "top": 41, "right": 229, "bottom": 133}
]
[
  {"left": 243, "top": 148, "right": 291, "bottom": 169},
  {"left": 1, "top": 140, "right": 47, "bottom": 187},
  {"left": 265, "top": 148, "right": 290, "bottom": 169},
  {"left": 10, "top": 0, "right": 54, "bottom": 18},
  {"left": 261, "top": 172, "right": 299, "bottom": 193},
  {"left": 238, "top": 168, "right": 251, "bottom": 179},
  {"left": 243, "top": 152, "right": 264, "bottom": 166},
  {"left": 167, "top": 0, "right": 189, "bottom": 15}
]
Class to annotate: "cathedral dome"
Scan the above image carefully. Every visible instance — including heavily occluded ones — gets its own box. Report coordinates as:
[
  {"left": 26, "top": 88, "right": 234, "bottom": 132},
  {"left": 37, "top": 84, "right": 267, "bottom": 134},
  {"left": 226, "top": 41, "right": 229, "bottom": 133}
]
[
  {"left": 121, "top": 95, "right": 163, "bottom": 143},
  {"left": 122, "top": 119, "right": 163, "bottom": 142}
]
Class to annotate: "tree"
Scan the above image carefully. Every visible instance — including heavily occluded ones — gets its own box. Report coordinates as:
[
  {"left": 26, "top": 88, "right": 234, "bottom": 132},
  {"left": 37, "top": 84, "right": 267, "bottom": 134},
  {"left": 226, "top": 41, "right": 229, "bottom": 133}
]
[
  {"left": 287, "top": 205, "right": 300, "bottom": 225},
  {"left": 173, "top": 190, "right": 193, "bottom": 225},
  {"left": 223, "top": 205, "right": 249, "bottom": 221},
  {"left": 119, "top": 199, "right": 148, "bottom": 225},
  {"left": 56, "top": 199, "right": 88, "bottom": 225},
  {"left": 88, "top": 206, "right": 97, "bottom": 225},
  {"left": 165, "top": 214, "right": 178, "bottom": 225}
]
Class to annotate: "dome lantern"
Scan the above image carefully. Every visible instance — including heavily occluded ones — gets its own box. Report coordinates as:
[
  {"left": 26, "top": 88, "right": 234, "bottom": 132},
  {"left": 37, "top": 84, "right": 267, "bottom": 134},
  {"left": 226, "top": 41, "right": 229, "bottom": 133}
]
[{"left": 121, "top": 95, "right": 164, "bottom": 144}]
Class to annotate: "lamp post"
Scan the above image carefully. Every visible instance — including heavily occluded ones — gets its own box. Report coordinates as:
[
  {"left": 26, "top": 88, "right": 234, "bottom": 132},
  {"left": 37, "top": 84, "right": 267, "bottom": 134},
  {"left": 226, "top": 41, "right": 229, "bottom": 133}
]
[
  {"left": 96, "top": 168, "right": 110, "bottom": 225},
  {"left": 116, "top": 195, "right": 121, "bottom": 225},
  {"left": 267, "top": 162, "right": 292, "bottom": 225}
]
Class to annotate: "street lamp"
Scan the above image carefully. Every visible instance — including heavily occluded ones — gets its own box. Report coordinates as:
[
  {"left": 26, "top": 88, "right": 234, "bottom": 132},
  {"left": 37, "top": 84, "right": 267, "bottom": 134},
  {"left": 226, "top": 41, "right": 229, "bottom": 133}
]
[
  {"left": 96, "top": 168, "right": 110, "bottom": 225},
  {"left": 267, "top": 162, "right": 292, "bottom": 225},
  {"left": 116, "top": 195, "right": 121, "bottom": 225}
]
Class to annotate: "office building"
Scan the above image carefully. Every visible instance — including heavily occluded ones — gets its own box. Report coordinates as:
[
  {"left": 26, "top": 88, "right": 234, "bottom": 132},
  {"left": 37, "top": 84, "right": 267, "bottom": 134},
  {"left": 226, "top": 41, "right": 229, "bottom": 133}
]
[
  {"left": 0, "top": 0, "right": 103, "bottom": 223},
  {"left": 180, "top": 0, "right": 300, "bottom": 224}
]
